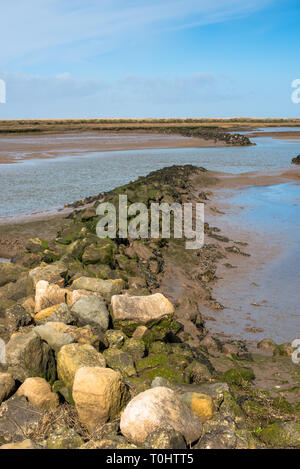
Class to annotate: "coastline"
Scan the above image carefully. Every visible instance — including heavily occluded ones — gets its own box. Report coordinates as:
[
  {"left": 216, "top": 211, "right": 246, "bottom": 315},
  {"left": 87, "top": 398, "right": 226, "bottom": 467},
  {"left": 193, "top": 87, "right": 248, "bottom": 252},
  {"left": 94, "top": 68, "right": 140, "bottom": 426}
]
[
  {"left": 0, "top": 131, "right": 246, "bottom": 165},
  {"left": 1, "top": 163, "right": 300, "bottom": 449}
]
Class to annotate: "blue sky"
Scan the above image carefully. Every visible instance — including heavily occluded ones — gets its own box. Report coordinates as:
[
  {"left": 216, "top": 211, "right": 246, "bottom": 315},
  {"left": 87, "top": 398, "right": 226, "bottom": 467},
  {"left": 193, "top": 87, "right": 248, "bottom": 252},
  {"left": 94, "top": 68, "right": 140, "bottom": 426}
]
[{"left": 0, "top": 0, "right": 300, "bottom": 118}]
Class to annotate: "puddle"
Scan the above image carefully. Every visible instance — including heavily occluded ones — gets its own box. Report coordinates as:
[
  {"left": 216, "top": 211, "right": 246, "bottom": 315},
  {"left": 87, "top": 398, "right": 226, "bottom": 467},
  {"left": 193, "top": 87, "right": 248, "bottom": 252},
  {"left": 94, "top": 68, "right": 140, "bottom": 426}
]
[{"left": 206, "top": 182, "right": 300, "bottom": 344}]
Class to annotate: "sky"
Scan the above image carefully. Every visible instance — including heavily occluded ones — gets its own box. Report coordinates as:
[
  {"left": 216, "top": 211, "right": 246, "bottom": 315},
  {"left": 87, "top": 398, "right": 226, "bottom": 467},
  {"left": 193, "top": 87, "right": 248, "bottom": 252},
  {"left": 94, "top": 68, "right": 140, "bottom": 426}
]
[{"left": 0, "top": 0, "right": 300, "bottom": 118}]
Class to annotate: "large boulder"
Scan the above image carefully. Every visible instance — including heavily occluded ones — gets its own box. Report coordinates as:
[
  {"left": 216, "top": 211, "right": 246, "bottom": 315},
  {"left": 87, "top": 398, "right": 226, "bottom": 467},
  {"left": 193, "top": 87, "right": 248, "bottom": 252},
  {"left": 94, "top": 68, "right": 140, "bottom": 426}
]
[
  {"left": 34, "top": 324, "right": 75, "bottom": 352},
  {"left": 111, "top": 293, "right": 175, "bottom": 336},
  {"left": 16, "top": 377, "right": 59, "bottom": 410},
  {"left": 0, "top": 396, "right": 44, "bottom": 445},
  {"left": 73, "top": 367, "right": 127, "bottom": 432},
  {"left": 71, "top": 296, "right": 109, "bottom": 330},
  {"left": 27, "top": 262, "right": 67, "bottom": 294},
  {"left": 120, "top": 387, "right": 202, "bottom": 445},
  {"left": 5, "top": 330, "right": 56, "bottom": 382},
  {"left": 57, "top": 343, "right": 106, "bottom": 389},
  {"left": 35, "top": 280, "right": 68, "bottom": 312},
  {"left": 67, "top": 289, "right": 103, "bottom": 309},
  {"left": 72, "top": 277, "right": 124, "bottom": 301},
  {"left": 0, "top": 373, "right": 15, "bottom": 404}
]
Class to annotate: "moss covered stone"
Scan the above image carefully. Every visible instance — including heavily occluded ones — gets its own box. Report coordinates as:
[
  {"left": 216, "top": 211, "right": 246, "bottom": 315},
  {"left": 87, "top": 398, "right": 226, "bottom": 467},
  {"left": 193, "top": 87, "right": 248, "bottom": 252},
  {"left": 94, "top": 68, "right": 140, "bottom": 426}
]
[
  {"left": 122, "top": 338, "right": 145, "bottom": 361},
  {"left": 82, "top": 243, "right": 113, "bottom": 266},
  {"left": 259, "top": 421, "right": 300, "bottom": 448},
  {"left": 241, "top": 400, "right": 268, "bottom": 419},
  {"left": 103, "top": 348, "right": 136, "bottom": 377},
  {"left": 47, "top": 426, "right": 84, "bottom": 449},
  {"left": 223, "top": 367, "right": 255, "bottom": 387}
]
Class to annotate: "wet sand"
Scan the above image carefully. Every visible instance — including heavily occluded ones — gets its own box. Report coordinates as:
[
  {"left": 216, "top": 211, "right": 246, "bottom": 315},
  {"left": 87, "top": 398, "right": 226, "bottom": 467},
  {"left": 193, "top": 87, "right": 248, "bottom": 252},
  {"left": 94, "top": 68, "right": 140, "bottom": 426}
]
[
  {"left": 0, "top": 132, "right": 229, "bottom": 164},
  {"left": 246, "top": 131, "right": 300, "bottom": 140},
  {"left": 212, "top": 166, "right": 300, "bottom": 189},
  {"left": 204, "top": 175, "right": 300, "bottom": 344}
]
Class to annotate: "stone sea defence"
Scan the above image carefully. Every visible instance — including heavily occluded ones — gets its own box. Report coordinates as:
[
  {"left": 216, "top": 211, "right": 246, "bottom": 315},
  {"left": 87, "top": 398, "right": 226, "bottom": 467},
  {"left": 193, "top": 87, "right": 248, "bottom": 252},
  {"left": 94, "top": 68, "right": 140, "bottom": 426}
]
[{"left": 0, "top": 165, "right": 299, "bottom": 449}]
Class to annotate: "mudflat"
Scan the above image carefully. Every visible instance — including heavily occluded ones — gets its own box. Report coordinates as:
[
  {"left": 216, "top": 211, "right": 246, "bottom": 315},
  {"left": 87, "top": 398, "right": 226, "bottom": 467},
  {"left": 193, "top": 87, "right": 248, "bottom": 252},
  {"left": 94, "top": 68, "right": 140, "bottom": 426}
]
[{"left": 0, "top": 132, "right": 229, "bottom": 164}]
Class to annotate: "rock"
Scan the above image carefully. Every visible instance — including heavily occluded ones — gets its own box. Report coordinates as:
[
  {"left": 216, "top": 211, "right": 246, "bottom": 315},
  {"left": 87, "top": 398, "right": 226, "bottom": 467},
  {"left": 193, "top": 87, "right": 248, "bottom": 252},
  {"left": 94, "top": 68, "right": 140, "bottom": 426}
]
[
  {"left": 47, "top": 426, "right": 84, "bottom": 449},
  {"left": 223, "top": 367, "right": 255, "bottom": 386},
  {"left": 132, "top": 326, "right": 150, "bottom": 341},
  {"left": 16, "top": 377, "right": 59, "bottom": 410},
  {"left": 0, "top": 373, "right": 15, "bottom": 404},
  {"left": 259, "top": 421, "right": 300, "bottom": 448},
  {"left": 0, "top": 439, "right": 39, "bottom": 449},
  {"left": 120, "top": 387, "right": 202, "bottom": 445},
  {"left": 27, "top": 262, "right": 67, "bottom": 294},
  {"left": 151, "top": 379, "right": 228, "bottom": 409},
  {"left": 122, "top": 338, "right": 145, "bottom": 361},
  {"left": 34, "top": 324, "right": 75, "bottom": 352},
  {"left": 72, "top": 277, "right": 124, "bottom": 301},
  {"left": 0, "top": 396, "right": 44, "bottom": 445},
  {"left": 291, "top": 155, "right": 300, "bottom": 165},
  {"left": 218, "top": 391, "right": 245, "bottom": 426},
  {"left": 182, "top": 393, "right": 214, "bottom": 423},
  {"left": 73, "top": 367, "right": 127, "bottom": 432},
  {"left": 71, "top": 296, "right": 109, "bottom": 330},
  {"left": 199, "top": 335, "right": 219, "bottom": 353},
  {"left": 67, "top": 289, "right": 103, "bottom": 308},
  {"left": 64, "top": 239, "right": 87, "bottom": 260},
  {"left": 34, "top": 303, "right": 74, "bottom": 325},
  {"left": 57, "top": 343, "right": 106, "bottom": 389},
  {"left": 194, "top": 414, "right": 254, "bottom": 449},
  {"left": 273, "top": 343, "right": 293, "bottom": 358},
  {"left": 104, "top": 329, "right": 127, "bottom": 349},
  {"left": 103, "top": 348, "right": 136, "bottom": 377},
  {"left": 46, "top": 322, "right": 107, "bottom": 350},
  {"left": 145, "top": 429, "right": 186, "bottom": 449},
  {"left": 241, "top": 400, "right": 268, "bottom": 419},
  {"left": 5, "top": 331, "right": 56, "bottom": 383},
  {"left": 82, "top": 243, "right": 113, "bottom": 265},
  {"left": 4, "top": 304, "right": 32, "bottom": 336},
  {"left": 111, "top": 293, "right": 175, "bottom": 334},
  {"left": 25, "top": 238, "right": 48, "bottom": 253},
  {"left": 77, "top": 207, "right": 97, "bottom": 220},
  {"left": 21, "top": 297, "right": 35, "bottom": 316},
  {"left": 184, "top": 361, "right": 212, "bottom": 384},
  {"left": 257, "top": 338, "right": 276, "bottom": 352},
  {"left": 0, "top": 262, "right": 25, "bottom": 288},
  {"left": 35, "top": 280, "right": 68, "bottom": 312},
  {"left": 221, "top": 343, "right": 239, "bottom": 357}
]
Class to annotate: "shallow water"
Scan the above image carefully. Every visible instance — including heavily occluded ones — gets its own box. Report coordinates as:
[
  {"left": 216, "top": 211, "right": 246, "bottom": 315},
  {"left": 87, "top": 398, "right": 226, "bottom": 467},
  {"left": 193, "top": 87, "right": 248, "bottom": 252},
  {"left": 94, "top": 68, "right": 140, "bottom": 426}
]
[
  {"left": 207, "top": 182, "right": 300, "bottom": 344},
  {"left": 0, "top": 132, "right": 300, "bottom": 219}
]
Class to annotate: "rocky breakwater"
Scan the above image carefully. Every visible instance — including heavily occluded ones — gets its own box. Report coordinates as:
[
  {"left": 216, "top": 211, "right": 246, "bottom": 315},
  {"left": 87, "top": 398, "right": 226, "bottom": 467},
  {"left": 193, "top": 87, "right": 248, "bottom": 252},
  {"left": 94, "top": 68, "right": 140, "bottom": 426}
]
[
  {"left": 0, "top": 165, "right": 299, "bottom": 449},
  {"left": 154, "top": 126, "right": 252, "bottom": 146},
  {"left": 291, "top": 154, "right": 300, "bottom": 165}
]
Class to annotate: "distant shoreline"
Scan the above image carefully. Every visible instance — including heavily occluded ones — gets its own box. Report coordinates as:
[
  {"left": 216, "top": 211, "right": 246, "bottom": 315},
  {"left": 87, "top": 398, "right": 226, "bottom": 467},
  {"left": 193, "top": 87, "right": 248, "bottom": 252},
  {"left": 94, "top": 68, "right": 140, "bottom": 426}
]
[{"left": 0, "top": 132, "right": 231, "bottom": 165}]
